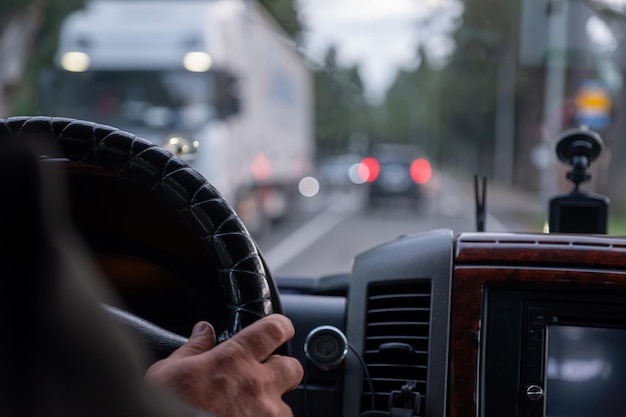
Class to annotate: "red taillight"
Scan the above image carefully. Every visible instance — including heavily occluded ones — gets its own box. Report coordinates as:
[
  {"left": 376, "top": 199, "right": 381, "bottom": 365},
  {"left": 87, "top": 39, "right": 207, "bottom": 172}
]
[
  {"left": 410, "top": 158, "right": 432, "bottom": 184},
  {"left": 358, "top": 157, "right": 380, "bottom": 182},
  {"left": 251, "top": 153, "right": 272, "bottom": 180}
]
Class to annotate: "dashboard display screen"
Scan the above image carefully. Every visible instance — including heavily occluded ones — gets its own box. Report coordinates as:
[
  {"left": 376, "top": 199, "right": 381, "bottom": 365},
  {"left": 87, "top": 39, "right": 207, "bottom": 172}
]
[{"left": 545, "top": 325, "right": 626, "bottom": 417}]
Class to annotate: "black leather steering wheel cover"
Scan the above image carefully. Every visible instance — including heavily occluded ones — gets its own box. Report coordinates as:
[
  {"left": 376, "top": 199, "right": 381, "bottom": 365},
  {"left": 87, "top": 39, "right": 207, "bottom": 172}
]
[{"left": 0, "top": 115, "right": 281, "bottom": 341}]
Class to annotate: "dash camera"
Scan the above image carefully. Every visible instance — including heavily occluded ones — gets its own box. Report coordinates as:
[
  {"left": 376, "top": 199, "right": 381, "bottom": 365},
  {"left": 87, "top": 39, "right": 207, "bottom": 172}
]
[{"left": 548, "top": 127, "right": 609, "bottom": 234}]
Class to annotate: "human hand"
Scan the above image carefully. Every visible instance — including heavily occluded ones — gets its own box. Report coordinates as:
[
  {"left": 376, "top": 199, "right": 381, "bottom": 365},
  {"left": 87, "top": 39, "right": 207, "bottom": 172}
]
[{"left": 144, "top": 314, "right": 304, "bottom": 417}]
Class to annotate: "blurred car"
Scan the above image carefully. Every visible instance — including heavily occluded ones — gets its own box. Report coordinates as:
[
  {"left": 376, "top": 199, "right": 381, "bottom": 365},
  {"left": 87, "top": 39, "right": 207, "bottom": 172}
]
[
  {"left": 358, "top": 144, "right": 432, "bottom": 207},
  {"left": 317, "top": 153, "right": 361, "bottom": 189}
]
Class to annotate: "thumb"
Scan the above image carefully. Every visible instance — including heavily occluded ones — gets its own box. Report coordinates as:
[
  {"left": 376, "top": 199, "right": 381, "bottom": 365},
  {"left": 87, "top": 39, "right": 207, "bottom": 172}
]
[{"left": 170, "top": 321, "right": 216, "bottom": 359}]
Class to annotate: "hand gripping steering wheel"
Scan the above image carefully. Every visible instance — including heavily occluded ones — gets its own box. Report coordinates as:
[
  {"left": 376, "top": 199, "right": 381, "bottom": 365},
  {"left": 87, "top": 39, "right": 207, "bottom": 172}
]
[{"left": 0, "top": 116, "right": 282, "bottom": 357}]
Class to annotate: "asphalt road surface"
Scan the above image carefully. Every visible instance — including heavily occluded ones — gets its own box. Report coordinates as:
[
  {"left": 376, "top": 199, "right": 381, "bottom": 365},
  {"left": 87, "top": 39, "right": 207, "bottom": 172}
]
[{"left": 255, "top": 172, "right": 545, "bottom": 278}]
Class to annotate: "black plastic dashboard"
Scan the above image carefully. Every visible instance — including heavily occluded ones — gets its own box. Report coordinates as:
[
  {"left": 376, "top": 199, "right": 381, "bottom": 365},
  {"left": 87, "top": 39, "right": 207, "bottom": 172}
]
[{"left": 279, "top": 229, "right": 454, "bottom": 417}]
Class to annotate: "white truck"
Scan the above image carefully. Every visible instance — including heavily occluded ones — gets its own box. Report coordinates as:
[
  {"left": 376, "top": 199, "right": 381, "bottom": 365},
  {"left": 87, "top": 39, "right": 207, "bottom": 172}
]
[{"left": 40, "top": 0, "right": 314, "bottom": 235}]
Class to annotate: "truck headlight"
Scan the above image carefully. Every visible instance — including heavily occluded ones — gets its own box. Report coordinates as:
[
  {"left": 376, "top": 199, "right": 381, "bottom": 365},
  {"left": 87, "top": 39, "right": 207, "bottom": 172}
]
[
  {"left": 162, "top": 134, "right": 199, "bottom": 161},
  {"left": 60, "top": 51, "right": 90, "bottom": 72}
]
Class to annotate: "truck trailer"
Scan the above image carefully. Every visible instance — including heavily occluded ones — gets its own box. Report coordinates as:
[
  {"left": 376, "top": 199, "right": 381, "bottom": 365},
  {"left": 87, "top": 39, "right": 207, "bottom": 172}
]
[{"left": 39, "top": 0, "right": 314, "bottom": 235}]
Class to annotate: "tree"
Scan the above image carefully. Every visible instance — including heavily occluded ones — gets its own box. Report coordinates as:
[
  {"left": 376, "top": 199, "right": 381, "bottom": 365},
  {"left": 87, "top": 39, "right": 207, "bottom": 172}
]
[
  {"left": 374, "top": 61, "right": 438, "bottom": 149},
  {"left": 313, "top": 46, "right": 373, "bottom": 156},
  {"left": 259, "top": 0, "right": 304, "bottom": 42},
  {"left": 0, "top": 0, "right": 84, "bottom": 116},
  {"left": 373, "top": 0, "right": 518, "bottom": 175},
  {"left": 437, "top": 30, "right": 499, "bottom": 174}
]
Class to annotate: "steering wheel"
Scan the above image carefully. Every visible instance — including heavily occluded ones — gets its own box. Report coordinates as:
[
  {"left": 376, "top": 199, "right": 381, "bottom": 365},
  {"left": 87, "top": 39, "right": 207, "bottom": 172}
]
[{"left": 0, "top": 115, "right": 282, "bottom": 358}]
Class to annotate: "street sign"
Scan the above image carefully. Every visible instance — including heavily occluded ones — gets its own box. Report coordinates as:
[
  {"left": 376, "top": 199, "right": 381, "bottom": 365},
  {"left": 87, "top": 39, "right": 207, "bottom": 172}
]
[{"left": 575, "top": 80, "right": 611, "bottom": 129}]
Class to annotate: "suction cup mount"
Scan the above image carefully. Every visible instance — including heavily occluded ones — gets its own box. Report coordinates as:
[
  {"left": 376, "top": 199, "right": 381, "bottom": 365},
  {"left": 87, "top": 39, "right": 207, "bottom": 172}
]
[{"left": 554, "top": 127, "right": 603, "bottom": 191}]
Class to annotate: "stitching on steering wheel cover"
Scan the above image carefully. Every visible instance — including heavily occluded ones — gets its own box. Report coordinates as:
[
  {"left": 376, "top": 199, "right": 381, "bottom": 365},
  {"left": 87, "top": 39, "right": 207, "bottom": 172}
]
[{"left": 0, "top": 115, "right": 280, "bottom": 339}]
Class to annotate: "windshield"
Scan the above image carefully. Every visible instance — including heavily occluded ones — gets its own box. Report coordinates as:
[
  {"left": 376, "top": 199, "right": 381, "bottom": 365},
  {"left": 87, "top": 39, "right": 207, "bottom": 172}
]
[
  {"left": 40, "top": 70, "right": 215, "bottom": 130},
  {"left": 3, "top": 0, "right": 626, "bottom": 277}
]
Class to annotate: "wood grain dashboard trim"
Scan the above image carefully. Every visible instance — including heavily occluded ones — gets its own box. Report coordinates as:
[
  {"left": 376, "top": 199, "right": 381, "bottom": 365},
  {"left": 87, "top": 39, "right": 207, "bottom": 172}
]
[{"left": 449, "top": 232, "right": 626, "bottom": 417}]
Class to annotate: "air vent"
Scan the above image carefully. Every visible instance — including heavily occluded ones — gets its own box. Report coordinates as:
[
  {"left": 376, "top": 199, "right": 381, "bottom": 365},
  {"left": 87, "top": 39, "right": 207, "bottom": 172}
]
[{"left": 361, "top": 280, "right": 431, "bottom": 415}]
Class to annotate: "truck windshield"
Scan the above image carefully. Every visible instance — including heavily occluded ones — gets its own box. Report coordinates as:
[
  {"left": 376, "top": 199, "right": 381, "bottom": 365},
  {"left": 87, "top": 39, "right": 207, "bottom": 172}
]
[{"left": 40, "top": 70, "right": 215, "bottom": 130}]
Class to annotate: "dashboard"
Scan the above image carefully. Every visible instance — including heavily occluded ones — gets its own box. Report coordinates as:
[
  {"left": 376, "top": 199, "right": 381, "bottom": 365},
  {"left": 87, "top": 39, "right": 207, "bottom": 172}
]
[{"left": 278, "top": 230, "right": 626, "bottom": 417}]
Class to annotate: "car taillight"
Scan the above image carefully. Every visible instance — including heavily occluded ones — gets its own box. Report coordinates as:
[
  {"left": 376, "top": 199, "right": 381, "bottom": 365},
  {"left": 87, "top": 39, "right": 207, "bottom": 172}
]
[
  {"left": 251, "top": 153, "right": 272, "bottom": 180},
  {"left": 358, "top": 157, "right": 380, "bottom": 182},
  {"left": 410, "top": 158, "right": 432, "bottom": 184}
]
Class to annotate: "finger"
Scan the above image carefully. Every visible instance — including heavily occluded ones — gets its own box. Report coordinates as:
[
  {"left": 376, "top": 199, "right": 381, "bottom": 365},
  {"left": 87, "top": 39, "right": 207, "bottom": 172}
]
[
  {"left": 230, "top": 314, "right": 295, "bottom": 362},
  {"left": 263, "top": 354, "right": 304, "bottom": 393},
  {"left": 169, "top": 321, "right": 216, "bottom": 359}
]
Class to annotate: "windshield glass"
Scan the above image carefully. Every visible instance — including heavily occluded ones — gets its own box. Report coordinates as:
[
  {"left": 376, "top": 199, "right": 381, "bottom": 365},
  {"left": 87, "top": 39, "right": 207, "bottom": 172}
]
[
  {"left": 3, "top": 0, "right": 626, "bottom": 277},
  {"left": 40, "top": 70, "right": 215, "bottom": 129}
]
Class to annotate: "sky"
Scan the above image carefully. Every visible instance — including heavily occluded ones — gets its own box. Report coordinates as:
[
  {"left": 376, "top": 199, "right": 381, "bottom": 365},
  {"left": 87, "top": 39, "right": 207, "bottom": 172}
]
[{"left": 295, "top": 0, "right": 464, "bottom": 101}]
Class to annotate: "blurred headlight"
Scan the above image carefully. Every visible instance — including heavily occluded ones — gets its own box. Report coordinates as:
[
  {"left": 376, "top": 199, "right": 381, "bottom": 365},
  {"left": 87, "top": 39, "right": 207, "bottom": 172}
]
[
  {"left": 299, "top": 176, "right": 320, "bottom": 197},
  {"left": 348, "top": 163, "right": 367, "bottom": 184},
  {"left": 162, "top": 134, "right": 200, "bottom": 161},
  {"left": 60, "top": 52, "right": 90, "bottom": 72},
  {"left": 183, "top": 51, "right": 213, "bottom": 72}
]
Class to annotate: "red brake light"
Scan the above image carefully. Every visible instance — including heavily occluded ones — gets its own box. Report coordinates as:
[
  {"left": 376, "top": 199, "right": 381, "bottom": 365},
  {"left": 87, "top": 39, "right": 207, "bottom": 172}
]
[
  {"left": 358, "top": 157, "right": 380, "bottom": 182},
  {"left": 410, "top": 158, "right": 432, "bottom": 184},
  {"left": 251, "top": 153, "right": 272, "bottom": 180}
]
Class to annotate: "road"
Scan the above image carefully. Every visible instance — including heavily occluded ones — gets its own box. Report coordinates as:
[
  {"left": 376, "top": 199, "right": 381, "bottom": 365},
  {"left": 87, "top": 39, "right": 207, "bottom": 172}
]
[{"left": 255, "top": 173, "right": 545, "bottom": 278}]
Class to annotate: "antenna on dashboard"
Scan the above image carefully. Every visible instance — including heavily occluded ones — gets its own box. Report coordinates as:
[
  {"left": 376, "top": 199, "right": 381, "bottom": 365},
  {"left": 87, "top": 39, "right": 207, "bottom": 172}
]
[{"left": 474, "top": 175, "right": 487, "bottom": 232}]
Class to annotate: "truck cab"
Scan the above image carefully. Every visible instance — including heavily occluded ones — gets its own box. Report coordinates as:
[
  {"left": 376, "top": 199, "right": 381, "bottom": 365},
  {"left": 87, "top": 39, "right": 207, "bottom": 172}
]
[{"left": 40, "top": 0, "right": 314, "bottom": 234}]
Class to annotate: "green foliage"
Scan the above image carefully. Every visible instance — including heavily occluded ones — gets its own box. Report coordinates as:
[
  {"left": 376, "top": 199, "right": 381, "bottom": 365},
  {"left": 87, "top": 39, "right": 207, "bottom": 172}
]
[
  {"left": 608, "top": 215, "right": 626, "bottom": 236},
  {"left": 9, "top": 0, "right": 85, "bottom": 115},
  {"left": 258, "top": 0, "right": 304, "bottom": 41},
  {"left": 437, "top": 39, "right": 498, "bottom": 172},
  {"left": 370, "top": 0, "right": 517, "bottom": 172},
  {"left": 0, "top": 0, "right": 34, "bottom": 16},
  {"left": 373, "top": 64, "right": 437, "bottom": 149},
  {"left": 313, "top": 47, "right": 373, "bottom": 156}
]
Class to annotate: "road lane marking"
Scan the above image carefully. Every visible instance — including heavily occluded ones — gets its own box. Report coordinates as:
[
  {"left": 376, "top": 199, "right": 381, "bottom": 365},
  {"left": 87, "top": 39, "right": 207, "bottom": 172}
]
[{"left": 263, "top": 189, "right": 362, "bottom": 271}]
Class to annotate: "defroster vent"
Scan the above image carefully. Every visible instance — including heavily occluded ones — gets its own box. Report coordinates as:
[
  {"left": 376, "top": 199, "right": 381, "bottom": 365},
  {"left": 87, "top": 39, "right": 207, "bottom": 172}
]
[{"left": 361, "top": 280, "right": 431, "bottom": 415}]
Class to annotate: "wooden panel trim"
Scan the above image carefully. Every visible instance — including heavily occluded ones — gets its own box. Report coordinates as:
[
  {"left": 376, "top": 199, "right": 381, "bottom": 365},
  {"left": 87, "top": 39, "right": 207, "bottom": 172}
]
[
  {"left": 456, "top": 232, "right": 626, "bottom": 269},
  {"left": 449, "top": 236, "right": 626, "bottom": 417}
]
